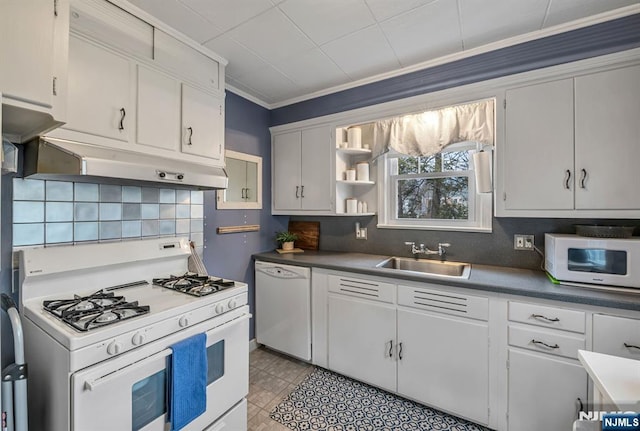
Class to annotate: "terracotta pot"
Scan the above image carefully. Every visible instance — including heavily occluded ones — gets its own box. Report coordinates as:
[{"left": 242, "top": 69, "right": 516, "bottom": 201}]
[{"left": 282, "top": 241, "right": 294, "bottom": 250}]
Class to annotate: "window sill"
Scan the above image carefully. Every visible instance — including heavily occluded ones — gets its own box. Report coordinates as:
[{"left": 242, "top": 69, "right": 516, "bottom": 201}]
[{"left": 376, "top": 223, "right": 492, "bottom": 233}]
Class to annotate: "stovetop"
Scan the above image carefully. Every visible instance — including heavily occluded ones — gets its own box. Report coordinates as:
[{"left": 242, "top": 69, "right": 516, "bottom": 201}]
[
  {"left": 43, "top": 289, "right": 151, "bottom": 332},
  {"left": 153, "top": 273, "right": 236, "bottom": 297}
]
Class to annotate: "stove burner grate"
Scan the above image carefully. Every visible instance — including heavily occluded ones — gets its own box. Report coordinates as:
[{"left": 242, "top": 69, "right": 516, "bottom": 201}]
[
  {"left": 43, "top": 290, "right": 150, "bottom": 332},
  {"left": 153, "top": 273, "right": 235, "bottom": 297}
]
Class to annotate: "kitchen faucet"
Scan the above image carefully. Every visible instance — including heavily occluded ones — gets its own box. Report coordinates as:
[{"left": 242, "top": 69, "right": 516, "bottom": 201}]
[{"left": 405, "top": 241, "right": 451, "bottom": 259}]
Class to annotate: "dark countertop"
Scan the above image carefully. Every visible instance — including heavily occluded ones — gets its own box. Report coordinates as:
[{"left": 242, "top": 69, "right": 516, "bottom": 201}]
[{"left": 253, "top": 250, "right": 640, "bottom": 312}]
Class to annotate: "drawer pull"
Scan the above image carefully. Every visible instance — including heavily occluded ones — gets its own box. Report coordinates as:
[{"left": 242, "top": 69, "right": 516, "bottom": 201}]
[
  {"left": 388, "top": 340, "right": 393, "bottom": 358},
  {"left": 532, "top": 339, "right": 559, "bottom": 349},
  {"left": 624, "top": 343, "right": 640, "bottom": 350},
  {"left": 531, "top": 313, "right": 560, "bottom": 323}
]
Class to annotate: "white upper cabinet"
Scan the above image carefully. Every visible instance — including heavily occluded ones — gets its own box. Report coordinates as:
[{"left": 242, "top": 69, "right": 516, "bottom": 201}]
[
  {"left": 44, "top": 0, "right": 227, "bottom": 167},
  {"left": 272, "top": 125, "right": 333, "bottom": 214},
  {"left": 503, "top": 79, "right": 574, "bottom": 211},
  {"left": 181, "top": 84, "right": 224, "bottom": 162},
  {"left": 154, "top": 30, "right": 220, "bottom": 94},
  {"left": 0, "top": 0, "right": 68, "bottom": 141},
  {"left": 136, "top": 65, "right": 180, "bottom": 151},
  {"left": 63, "top": 35, "right": 132, "bottom": 142},
  {"left": 498, "top": 62, "right": 640, "bottom": 218},
  {"left": 574, "top": 65, "right": 640, "bottom": 210}
]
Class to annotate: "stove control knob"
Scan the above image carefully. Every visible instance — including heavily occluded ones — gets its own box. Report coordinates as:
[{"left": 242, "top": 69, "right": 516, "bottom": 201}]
[
  {"left": 215, "top": 304, "right": 225, "bottom": 315},
  {"left": 132, "top": 332, "right": 145, "bottom": 346},
  {"left": 227, "top": 299, "right": 237, "bottom": 309},
  {"left": 178, "top": 316, "right": 189, "bottom": 327},
  {"left": 106, "top": 341, "right": 123, "bottom": 356}
]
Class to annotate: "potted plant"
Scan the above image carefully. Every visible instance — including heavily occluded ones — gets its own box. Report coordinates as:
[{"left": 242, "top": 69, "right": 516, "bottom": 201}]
[{"left": 276, "top": 231, "right": 298, "bottom": 250}]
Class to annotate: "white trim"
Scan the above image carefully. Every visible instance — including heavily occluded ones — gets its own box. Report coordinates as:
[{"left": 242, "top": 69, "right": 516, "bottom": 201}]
[
  {"left": 249, "top": 338, "right": 259, "bottom": 352},
  {"left": 270, "top": 47, "right": 640, "bottom": 134},
  {"left": 268, "top": 5, "right": 640, "bottom": 109},
  {"left": 225, "top": 84, "right": 271, "bottom": 109},
  {"left": 217, "top": 150, "right": 263, "bottom": 210}
]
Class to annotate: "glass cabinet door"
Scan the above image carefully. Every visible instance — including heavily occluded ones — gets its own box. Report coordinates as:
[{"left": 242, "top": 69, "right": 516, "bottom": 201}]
[{"left": 217, "top": 150, "right": 262, "bottom": 209}]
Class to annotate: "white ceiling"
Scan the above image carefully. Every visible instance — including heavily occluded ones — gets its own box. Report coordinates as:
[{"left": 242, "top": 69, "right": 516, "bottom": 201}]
[{"left": 126, "top": 0, "right": 640, "bottom": 107}]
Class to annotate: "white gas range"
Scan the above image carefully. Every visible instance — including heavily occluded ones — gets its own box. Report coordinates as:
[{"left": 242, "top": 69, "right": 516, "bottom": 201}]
[{"left": 19, "top": 237, "right": 249, "bottom": 431}]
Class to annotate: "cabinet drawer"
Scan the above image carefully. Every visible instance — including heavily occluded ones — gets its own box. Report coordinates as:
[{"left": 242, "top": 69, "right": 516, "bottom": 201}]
[
  {"left": 593, "top": 314, "right": 640, "bottom": 360},
  {"left": 328, "top": 275, "right": 394, "bottom": 304},
  {"left": 508, "top": 325, "right": 585, "bottom": 359},
  {"left": 398, "top": 285, "right": 488, "bottom": 321},
  {"left": 508, "top": 301, "right": 585, "bottom": 333}
]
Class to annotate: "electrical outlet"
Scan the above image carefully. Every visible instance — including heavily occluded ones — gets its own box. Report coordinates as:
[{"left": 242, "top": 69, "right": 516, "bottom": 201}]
[{"left": 514, "top": 234, "right": 534, "bottom": 250}]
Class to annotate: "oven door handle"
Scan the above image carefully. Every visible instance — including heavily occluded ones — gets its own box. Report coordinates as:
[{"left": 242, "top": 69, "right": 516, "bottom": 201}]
[{"left": 84, "top": 348, "right": 173, "bottom": 391}]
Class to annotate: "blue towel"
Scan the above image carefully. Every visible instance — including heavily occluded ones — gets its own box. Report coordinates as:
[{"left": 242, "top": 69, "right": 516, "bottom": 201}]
[{"left": 169, "top": 333, "right": 207, "bottom": 431}]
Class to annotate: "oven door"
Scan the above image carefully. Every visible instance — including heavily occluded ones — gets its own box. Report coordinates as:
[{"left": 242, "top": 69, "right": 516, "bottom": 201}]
[{"left": 71, "top": 308, "right": 249, "bottom": 431}]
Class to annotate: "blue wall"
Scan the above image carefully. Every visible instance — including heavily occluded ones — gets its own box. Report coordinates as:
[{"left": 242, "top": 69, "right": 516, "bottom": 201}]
[
  {"left": 202, "top": 91, "right": 287, "bottom": 339},
  {"left": 271, "top": 13, "right": 640, "bottom": 126}
]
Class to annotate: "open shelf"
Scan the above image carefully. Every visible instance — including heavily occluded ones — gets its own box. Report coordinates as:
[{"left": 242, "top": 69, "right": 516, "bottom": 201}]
[
  {"left": 334, "top": 212, "right": 376, "bottom": 217},
  {"left": 336, "top": 147, "right": 372, "bottom": 155},
  {"left": 336, "top": 180, "right": 375, "bottom": 186}
]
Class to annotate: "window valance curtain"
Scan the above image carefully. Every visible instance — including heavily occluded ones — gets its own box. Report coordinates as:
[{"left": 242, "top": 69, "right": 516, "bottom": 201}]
[{"left": 371, "top": 99, "right": 495, "bottom": 160}]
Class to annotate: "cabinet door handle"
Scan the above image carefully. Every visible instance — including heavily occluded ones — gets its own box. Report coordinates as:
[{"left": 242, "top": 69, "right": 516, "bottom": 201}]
[
  {"left": 187, "top": 127, "right": 193, "bottom": 145},
  {"left": 398, "top": 342, "right": 403, "bottom": 360},
  {"left": 245, "top": 188, "right": 249, "bottom": 200},
  {"left": 531, "top": 313, "right": 560, "bottom": 323},
  {"left": 300, "top": 185, "right": 305, "bottom": 198},
  {"left": 531, "top": 339, "right": 559, "bottom": 349},
  {"left": 388, "top": 340, "right": 393, "bottom": 358},
  {"left": 580, "top": 168, "right": 587, "bottom": 189},
  {"left": 564, "top": 170, "right": 571, "bottom": 189},
  {"left": 624, "top": 342, "right": 640, "bottom": 350},
  {"left": 119, "top": 108, "right": 126, "bottom": 131},
  {"left": 295, "top": 186, "right": 299, "bottom": 199},
  {"left": 241, "top": 188, "right": 245, "bottom": 199}
]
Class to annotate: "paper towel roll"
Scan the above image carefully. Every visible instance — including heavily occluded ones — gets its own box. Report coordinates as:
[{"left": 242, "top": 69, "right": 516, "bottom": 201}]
[
  {"left": 346, "top": 198, "right": 358, "bottom": 214},
  {"left": 473, "top": 151, "right": 492, "bottom": 193},
  {"left": 347, "top": 127, "right": 362, "bottom": 149}
]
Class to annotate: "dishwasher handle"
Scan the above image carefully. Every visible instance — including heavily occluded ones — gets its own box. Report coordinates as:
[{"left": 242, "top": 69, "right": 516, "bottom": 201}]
[{"left": 255, "top": 263, "right": 309, "bottom": 279}]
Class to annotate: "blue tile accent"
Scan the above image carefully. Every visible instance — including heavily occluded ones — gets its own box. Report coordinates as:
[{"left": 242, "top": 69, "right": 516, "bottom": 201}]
[
  {"left": 176, "top": 190, "right": 191, "bottom": 204},
  {"left": 13, "top": 179, "right": 45, "bottom": 201},
  {"left": 100, "top": 221, "right": 122, "bottom": 240},
  {"left": 159, "top": 189, "right": 176, "bottom": 204},
  {"left": 75, "top": 202, "right": 99, "bottom": 221},
  {"left": 100, "top": 185, "right": 122, "bottom": 202},
  {"left": 122, "top": 186, "right": 142, "bottom": 203},
  {"left": 46, "top": 202, "right": 73, "bottom": 222},
  {"left": 190, "top": 204, "right": 203, "bottom": 219},
  {"left": 122, "top": 220, "right": 142, "bottom": 238},
  {"left": 190, "top": 218, "right": 203, "bottom": 233},
  {"left": 99, "top": 203, "right": 122, "bottom": 221},
  {"left": 74, "top": 183, "right": 99, "bottom": 202},
  {"left": 160, "top": 204, "right": 176, "bottom": 219},
  {"left": 46, "top": 223, "right": 73, "bottom": 243},
  {"left": 46, "top": 181, "right": 73, "bottom": 201},
  {"left": 142, "top": 187, "right": 159, "bottom": 203},
  {"left": 123, "top": 203, "right": 142, "bottom": 220},
  {"left": 14, "top": 201, "right": 44, "bottom": 223},
  {"left": 13, "top": 223, "right": 44, "bottom": 246},
  {"left": 176, "top": 204, "right": 190, "bottom": 219},
  {"left": 142, "top": 220, "right": 159, "bottom": 237},
  {"left": 141, "top": 204, "right": 159, "bottom": 219},
  {"left": 74, "top": 222, "right": 99, "bottom": 242},
  {"left": 191, "top": 190, "right": 204, "bottom": 204},
  {"left": 176, "top": 219, "right": 190, "bottom": 234},
  {"left": 159, "top": 220, "right": 175, "bottom": 235}
]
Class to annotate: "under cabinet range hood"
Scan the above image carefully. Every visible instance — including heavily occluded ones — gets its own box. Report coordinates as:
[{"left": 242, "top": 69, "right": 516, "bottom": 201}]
[{"left": 24, "top": 138, "right": 228, "bottom": 190}]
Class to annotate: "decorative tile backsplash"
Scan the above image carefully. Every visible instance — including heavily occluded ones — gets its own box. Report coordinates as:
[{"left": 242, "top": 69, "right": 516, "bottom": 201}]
[{"left": 13, "top": 179, "right": 205, "bottom": 249}]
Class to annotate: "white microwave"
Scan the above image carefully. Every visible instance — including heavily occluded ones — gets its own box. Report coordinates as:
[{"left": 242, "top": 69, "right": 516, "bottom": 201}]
[{"left": 545, "top": 233, "right": 640, "bottom": 289}]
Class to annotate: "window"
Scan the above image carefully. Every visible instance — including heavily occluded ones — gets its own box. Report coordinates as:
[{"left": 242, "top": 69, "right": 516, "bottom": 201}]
[{"left": 378, "top": 142, "right": 492, "bottom": 232}]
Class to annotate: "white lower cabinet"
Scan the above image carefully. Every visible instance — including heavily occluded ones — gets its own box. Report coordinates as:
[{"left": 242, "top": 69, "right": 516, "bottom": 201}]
[
  {"left": 593, "top": 314, "right": 640, "bottom": 360},
  {"left": 397, "top": 309, "right": 489, "bottom": 424},
  {"left": 507, "top": 349, "right": 586, "bottom": 431},
  {"left": 328, "top": 294, "right": 396, "bottom": 392}
]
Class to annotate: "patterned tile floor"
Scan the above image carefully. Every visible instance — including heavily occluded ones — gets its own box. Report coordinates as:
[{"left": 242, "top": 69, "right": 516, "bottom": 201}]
[{"left": 248, "top": 347, "right": 314, "bottom": 431}]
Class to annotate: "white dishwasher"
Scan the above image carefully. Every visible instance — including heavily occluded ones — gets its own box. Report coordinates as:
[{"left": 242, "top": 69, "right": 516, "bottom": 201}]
[{"left": 255, "top": 261, "right": 311, "bottom": 361}]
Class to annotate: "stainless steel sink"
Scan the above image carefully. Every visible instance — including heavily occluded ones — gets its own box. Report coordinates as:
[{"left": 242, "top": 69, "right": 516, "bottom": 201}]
[{"left": 376, "top": 257, "right": 471, "bottom": 279}]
